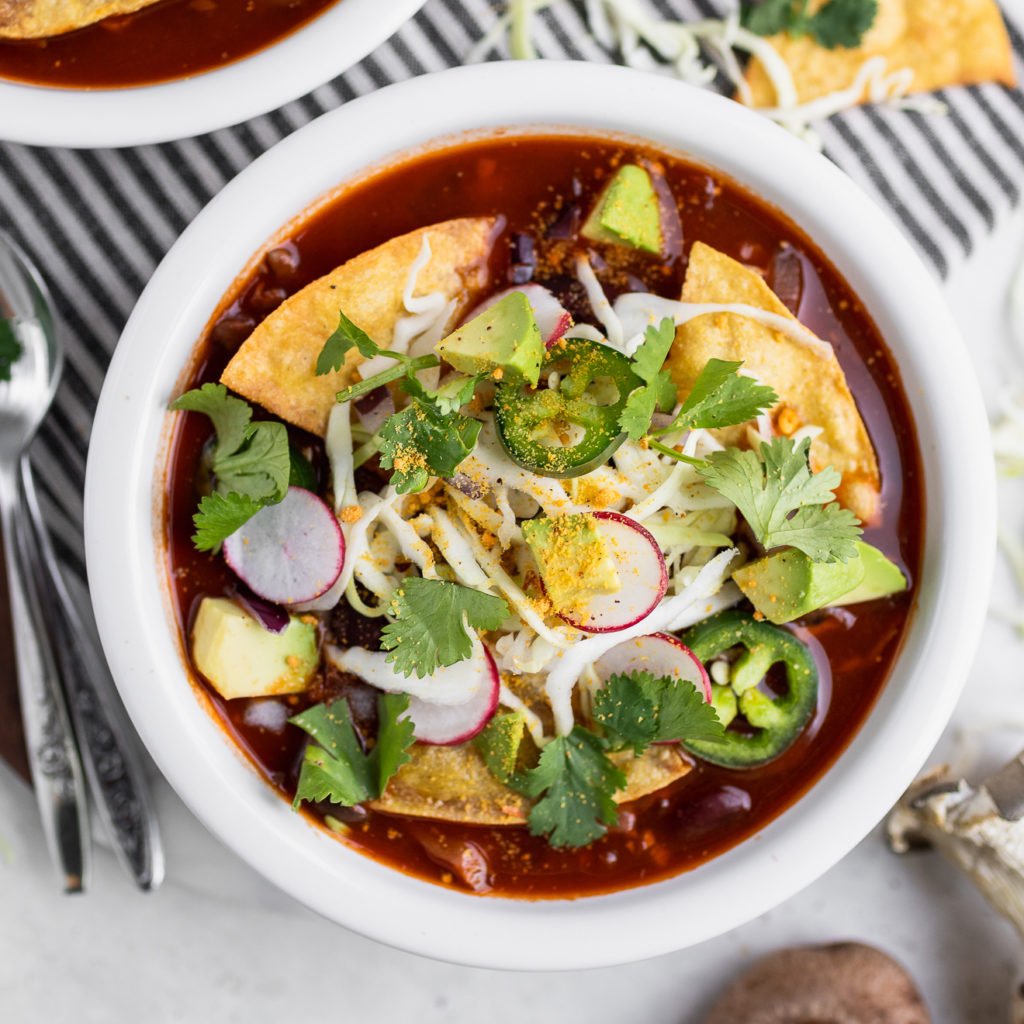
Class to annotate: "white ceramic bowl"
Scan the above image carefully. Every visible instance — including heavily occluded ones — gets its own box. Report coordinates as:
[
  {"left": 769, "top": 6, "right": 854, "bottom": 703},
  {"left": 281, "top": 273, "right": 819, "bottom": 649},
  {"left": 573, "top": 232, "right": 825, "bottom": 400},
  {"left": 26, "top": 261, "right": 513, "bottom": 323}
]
[
  {"left": 0, "top": 0, "right": 425, "bottom": 148},
  {"left": 85, "top": 61, "right": 995, "bottom": 970}
]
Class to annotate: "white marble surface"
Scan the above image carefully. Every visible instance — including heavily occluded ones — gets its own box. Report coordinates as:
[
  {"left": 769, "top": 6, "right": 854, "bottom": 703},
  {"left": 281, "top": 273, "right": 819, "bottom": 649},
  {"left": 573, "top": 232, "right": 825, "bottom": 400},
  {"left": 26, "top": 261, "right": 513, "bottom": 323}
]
[{"left": 5, "top": 198, "right": 1024, "bottom": 1024}]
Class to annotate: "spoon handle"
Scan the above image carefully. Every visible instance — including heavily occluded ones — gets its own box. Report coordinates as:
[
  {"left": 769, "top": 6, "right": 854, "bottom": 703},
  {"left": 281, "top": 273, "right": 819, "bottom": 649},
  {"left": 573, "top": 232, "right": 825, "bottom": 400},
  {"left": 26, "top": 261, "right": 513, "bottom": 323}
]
[
  {"left": 0, "top": 459, "right": 89, "bottom": 892},
  {"left": 19, "top": 458, "right": 165, "bottom": 891}
]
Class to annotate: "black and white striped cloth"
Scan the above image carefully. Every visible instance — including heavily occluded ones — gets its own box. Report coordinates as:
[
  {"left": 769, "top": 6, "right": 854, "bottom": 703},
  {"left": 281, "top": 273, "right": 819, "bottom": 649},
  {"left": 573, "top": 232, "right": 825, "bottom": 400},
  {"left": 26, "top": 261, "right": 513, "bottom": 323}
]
[{"left": 3, "top": 0, "right": 1023, "bottom": 586}]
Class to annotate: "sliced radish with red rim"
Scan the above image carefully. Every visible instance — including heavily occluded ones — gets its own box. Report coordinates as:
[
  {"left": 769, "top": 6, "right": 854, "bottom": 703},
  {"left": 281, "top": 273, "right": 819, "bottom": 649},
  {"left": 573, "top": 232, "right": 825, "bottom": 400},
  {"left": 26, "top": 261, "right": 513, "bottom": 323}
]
[
  {"left": 405, "top": 643, "right": 500, "bottom": 745},
  {"left": 594, "top": 631, "right": 711, "bottom": 703},
  {"left": 557, "top": 510, "right": 668, "bottom": 633},
  {"left": 463, "top": 284, "right": 572, "bottom": 347},
  {"left": 223, "top": 487, "right": 344, "bottom": 606}
]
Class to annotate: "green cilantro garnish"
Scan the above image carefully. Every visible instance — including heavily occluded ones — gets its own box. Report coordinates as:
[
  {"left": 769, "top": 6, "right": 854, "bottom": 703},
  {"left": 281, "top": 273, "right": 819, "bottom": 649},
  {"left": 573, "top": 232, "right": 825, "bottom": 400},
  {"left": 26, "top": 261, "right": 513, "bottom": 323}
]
[
  {"left": 318, "top": 307, "right": 484, "bottom": 493},
  {"left": 378, "top": 399, "right": 482, "bottom": 494},
  {"left": 699, "top": 435, "right": 862, "bottom": 562},
  {"left": 474, "top": 711, "right": 526, "bottom": 785},
  {"left": 658, "top": 358, "right": 778, "bottom": 435},
  {"left": 191, "top": 492, "right": 264, "bottom": 553},
  {"left": 379, "top": 577, "right": 509, "bottom": 678},
  {"left": 171, "top": 383, "right": 290, "bottom": 550},
  {"left": 0, "top": 320, "right": 22, "bottom": 383},
  {"left": 291, "top": 694, "right": 414, "bottom": 809},
  {"left": 316, "top": 309, "right": 380, "bottom": 375},
  {"left": 742, "top": 0, "right": 878, "bottom": 49},
  {"left": 521, "top": 727, "right": 626, "bottom": 849},
  {"left": 619, "top": 318, "right": 678, "bottom": 441},
  {"left": 593, "top": 671, "right": 725, "bottom": 754}
]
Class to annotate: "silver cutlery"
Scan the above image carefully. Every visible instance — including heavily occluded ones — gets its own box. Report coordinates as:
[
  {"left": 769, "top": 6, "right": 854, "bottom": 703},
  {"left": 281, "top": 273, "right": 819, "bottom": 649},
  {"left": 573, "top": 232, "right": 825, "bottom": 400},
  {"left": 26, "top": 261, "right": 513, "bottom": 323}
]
[
  {"left": 0, "top": 229, "right": 164, "bottom": 891},
  {"left": 19, "top": 459, "right": 164, "bottom": 890},
  {"left": 0, "top": 233, "right": 88, "bottom": 892}
]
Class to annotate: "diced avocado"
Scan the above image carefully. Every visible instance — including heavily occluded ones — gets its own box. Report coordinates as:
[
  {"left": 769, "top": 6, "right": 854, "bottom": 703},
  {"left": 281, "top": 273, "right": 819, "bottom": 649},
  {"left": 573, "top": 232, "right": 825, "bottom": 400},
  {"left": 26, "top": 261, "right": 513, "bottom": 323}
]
[
  {"left": 474, "top": 711, "right": 526, "bottom": 784},
  {"left": 436, "top": 291, "right": 544, "bottom": 386},
  {"left": 191, "top": 597, "right": 319, "bottom": 701},
  {"left": 582, "top": 164, "right": 663, "bottom": 255},
  {"left": 733, "top": 548, "right": 866, "bottom": 625},
  {"left": 522, "top": 513, "right": 620, "bottom": 615},
  {"left": 829, "top": 542, "right": 908, "bottom": 606}
]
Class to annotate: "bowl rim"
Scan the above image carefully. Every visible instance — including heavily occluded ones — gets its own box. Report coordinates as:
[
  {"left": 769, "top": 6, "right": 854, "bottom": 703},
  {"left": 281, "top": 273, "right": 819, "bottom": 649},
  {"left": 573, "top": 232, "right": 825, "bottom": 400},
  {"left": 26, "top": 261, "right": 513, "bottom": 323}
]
[
  {"left": 85, "top": 60, "right": 995, "bottom": 970},
  {"left": 0, "top": 0, "right": 426, "bottom": 148}
]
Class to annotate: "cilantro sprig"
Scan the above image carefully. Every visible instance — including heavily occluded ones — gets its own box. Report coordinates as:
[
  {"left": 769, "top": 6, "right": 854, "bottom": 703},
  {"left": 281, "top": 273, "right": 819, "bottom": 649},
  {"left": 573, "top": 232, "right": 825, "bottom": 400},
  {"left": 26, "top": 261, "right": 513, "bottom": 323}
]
[
  {"left": 291, "top": 694, "right": 414, "bottom": 809},
  {"left": 699, "top": 435, "right": 862, "bottom": 562},
  {"left": 619, "top": 318, "right": 679, "bottom": 441},
  {"left": 380, "top": 577, "right": 510, "bottom": 678},
  {"left": 742, "top": 0, "right": 878, "bottom": 50},
  {"left": 317, "top": 309, "right": 484, "bottom": 494},
  {"left": 593, "top": 671, "right": 726, "bottom": 754},
  {"left": 171, "top": 383, "right": 290, "bottom": 551},
  {"left": 513, "top": 671, "right": 725, "bottom": 849},
  {"left": 619, "top": 333, "right": 778, "bottom": 459},
  {"left": 0, "top": 320, "right": 22, "bottom": 383}
]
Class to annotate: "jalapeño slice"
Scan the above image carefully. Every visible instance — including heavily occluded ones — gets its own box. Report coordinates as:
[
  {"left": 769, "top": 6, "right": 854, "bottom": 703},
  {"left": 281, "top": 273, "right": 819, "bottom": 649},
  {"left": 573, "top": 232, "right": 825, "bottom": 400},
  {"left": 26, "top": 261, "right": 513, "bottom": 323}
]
[
  {"left": 680, "top": 610, "right": 818, "bottom": 769},
  {"left": 494, "top": 337, "right": 642, "bottom": 479}
]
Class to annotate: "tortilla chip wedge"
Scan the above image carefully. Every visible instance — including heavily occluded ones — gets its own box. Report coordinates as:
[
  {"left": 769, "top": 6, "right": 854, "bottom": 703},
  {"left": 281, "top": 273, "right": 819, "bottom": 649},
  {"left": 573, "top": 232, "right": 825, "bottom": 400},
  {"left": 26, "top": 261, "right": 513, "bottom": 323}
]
[
  {"left": 0, "top": 0, "right": 160, "bottom": 38},
  {"left": 369, "top": 743, "right": 691, "bottom": 826},
  {"left": 221, "top": 217, "right": 496, "bottom": 437},
  {"left": 745, "top": 0, "right": 1015, "bottom": 107},
  {"left": 669, "top": 242, "right": 881, "bottom": 523}
]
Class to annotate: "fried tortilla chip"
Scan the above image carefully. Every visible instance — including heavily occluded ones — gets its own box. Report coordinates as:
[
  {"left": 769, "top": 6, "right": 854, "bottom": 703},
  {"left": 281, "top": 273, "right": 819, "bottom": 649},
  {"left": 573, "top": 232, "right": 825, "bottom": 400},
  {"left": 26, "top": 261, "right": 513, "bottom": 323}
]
[
  {"left": 369, "top": 743, "right": 691, "bottom": 826},
  {"left": 0, "top": 0, "right": 159, "bottom": 38},
  {"left": 669, "top": 242, "right": 880, "bottom": 523},
  {"left": 745, "top": 0, "right": 1015, "bottom": 107},
  {"left": 221, "top": 217, "right": 496, "bottom": 437}
]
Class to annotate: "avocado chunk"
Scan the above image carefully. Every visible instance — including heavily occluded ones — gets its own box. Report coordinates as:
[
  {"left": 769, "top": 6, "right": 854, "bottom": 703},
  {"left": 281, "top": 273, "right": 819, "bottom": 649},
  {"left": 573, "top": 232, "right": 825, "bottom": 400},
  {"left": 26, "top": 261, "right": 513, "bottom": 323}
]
[
  {"left": 829, "top": 542, "right": 908, "bottom": 606},
  {"left": 582, "top": 164, "right": 663, "bottom": 254},
  {"left": 436, "top": 291, "right": 545, "bottom": 386},
  {"left": 522, "top": 513, "right": 620, "bottom": 615},
  {"left": 732, "top": 548, "right": 866, "bottom": 625},
  {"left": 191, "top": 597, "right": 319, "bottom": 700}
]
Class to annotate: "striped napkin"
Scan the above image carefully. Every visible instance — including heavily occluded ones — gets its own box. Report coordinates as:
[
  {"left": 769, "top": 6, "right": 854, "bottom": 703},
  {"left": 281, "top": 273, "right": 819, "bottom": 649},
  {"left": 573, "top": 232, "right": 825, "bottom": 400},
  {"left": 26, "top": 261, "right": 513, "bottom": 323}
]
[{"left": 0, "top": 0, "right": 1022, "bottom": 775}]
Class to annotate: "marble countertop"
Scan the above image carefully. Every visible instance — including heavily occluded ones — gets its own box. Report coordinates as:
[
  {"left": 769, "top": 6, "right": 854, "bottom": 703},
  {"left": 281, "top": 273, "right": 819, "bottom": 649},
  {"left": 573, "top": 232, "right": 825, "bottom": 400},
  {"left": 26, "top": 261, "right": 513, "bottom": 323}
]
[{"left": 4, "top": 198, "right": 1024, "bottom": 1024}]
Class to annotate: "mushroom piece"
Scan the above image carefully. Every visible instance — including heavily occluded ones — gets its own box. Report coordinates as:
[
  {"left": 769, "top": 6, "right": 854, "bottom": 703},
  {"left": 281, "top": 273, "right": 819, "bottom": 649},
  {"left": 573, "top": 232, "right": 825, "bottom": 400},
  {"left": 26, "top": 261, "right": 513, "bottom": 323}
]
[{"left": 702, "top": 943, "right": 931, "bottom": 1024}]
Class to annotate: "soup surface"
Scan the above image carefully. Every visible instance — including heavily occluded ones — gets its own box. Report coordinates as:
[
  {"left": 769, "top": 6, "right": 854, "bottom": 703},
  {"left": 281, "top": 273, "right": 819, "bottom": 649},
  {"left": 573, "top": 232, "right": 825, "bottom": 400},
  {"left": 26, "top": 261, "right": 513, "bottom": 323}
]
[
  {"left": 164, "top": 133, "right": 924, "bottom": 898},
  {"left": 0, "top": 0, "right": 339, "bottom": 89}
]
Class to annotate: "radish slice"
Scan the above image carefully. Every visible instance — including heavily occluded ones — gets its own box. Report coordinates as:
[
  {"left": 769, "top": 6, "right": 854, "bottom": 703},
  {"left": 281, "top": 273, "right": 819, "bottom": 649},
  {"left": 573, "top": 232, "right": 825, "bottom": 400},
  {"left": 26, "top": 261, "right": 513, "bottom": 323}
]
[
  {"left": 406, "top": 644, "right": 500, "bottom": 745},
  {"left": 463, "top": 284, "right": 572, "bottom": 347},
  {"left": 557, "top": 510, "right": 668, "bottom": 633},
  {"left": 223, "top": 487, "right": 344, "bottom": 606},
  {"left": 594, "top": 632, "right": 712, "bottom": 703}
]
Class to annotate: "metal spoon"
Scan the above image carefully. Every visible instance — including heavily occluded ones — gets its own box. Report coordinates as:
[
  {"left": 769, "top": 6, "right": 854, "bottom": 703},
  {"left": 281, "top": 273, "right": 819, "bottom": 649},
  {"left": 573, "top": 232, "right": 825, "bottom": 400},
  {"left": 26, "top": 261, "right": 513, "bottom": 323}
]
[
  {"left": 0, "top": 230, "right": 164, "bottom": 891},
  {"left": 0, "top": 232, "right": 88, "bottom": 892}
]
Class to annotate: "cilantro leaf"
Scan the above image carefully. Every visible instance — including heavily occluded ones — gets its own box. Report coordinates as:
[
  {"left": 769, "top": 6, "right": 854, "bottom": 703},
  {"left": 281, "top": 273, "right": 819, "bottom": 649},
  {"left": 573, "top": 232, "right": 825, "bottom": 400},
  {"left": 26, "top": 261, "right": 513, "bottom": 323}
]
[
  {"left": 191, "top": 492, "right": 264, "bottom": 552},
  {"left": 810, "top": 0, "right": 878, "bottom": 48},
  {"left": 405, "top": 372, "right": 485, "bottom": 416},
  {"left": 291, "top": 694, "right": 414, "bottom": 808},
  {"left": 378, "top": 399, "right": 481, "bottom": 494},
  {"left": 741, "top": 0, "right": 800, "bottom": 36},
  {"left": 666, "top": 358, "right": 778, "bottom": 433},
  {"left": 620, "top": 317, "right": 678, "bottom": 441},
  {"left": 380, "top": 578, "right": 509, "bottom": 678},
  {"left": 699, "top": 436, "right": 862, "bottom": 562},
  {"left": 522, "top": 727, "right": 626, "bottom": 848},
  {"left": 741, "top": 0, "right": 877, "bottom": 48},
  {"left": 335, "top": 354, "right": 440, "bottom": 405},
  {"left": 172, "top": 383, "right": 291, "bottom": 549},
  {"left": 213, "top": 422, "right": 291, "bottom": 501},
  {"left": 316, "top": 310, "right": 381, "bottom": 375},
  {"left": 0, "top": 319, "right": 22, "bottom": 383},
  {"left": 172, "top": 383, "right": 251, "bottom": 459},
  {"left": 474, "top": 712, "right": 526, "bottom": 785},
  {"left": 593, "top": 671, "right": 725, "bottom": 754}
]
